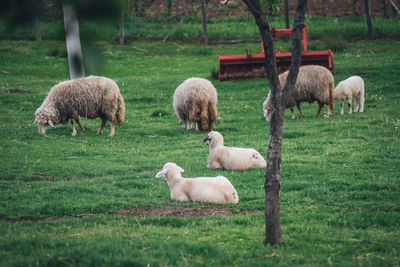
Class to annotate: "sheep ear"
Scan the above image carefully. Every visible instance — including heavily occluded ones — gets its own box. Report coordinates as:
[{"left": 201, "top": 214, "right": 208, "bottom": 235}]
[
  {"left": 178, "top": 167, "right": 184, "bottom": 173},
  {"left": 48, "top": 120, "right": 55, "bottom": 127},
  {"left": 155, "top": 169, "right": 167, "bottom": 178}
]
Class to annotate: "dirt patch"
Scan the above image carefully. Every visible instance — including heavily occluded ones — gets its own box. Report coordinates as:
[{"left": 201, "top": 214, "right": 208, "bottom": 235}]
[
  {"left": 116, "top": 206, "right": 254, "bottom": 217},
  {"left": 6, "top": 89, "right": 31, "bottom": 94}
]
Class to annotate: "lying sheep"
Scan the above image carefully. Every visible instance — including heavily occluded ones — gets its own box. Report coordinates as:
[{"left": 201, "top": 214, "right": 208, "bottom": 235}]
[
  {"left": 35, "top": 76, "right": 125, "bottom": 136},
  {"left": 334, "top": 76, "right": 365, "bottom": 114},
  {"left": 204, "top": 131, "right": 266, "bottom": 171},
  {"left": 155, "top": 162, "right": 239, "bottom": 204},
  {"left": 263, "top": 65, "right": 335, "bottom": 121},
  {"left": 173, "top": 77, "right": 218, "bottom": 132}
]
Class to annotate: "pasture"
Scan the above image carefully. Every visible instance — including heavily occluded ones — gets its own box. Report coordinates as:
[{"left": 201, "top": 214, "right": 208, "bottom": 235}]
[{"left": 0, "top": 15, "right": 399, "bottom": 266}]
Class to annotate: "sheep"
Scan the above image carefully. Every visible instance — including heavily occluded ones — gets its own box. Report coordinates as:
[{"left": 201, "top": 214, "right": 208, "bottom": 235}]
[
  {"left": 155, "top": 162, "right": 239, "bottom": 204},
  {"left": 34, "top": 76, "right": 125, "bottom": 136},
  {"left": 263, "top": 65, "right": 335, "bottom": 121},
  {"left": 334, "top": 76, "right": 365, "bottom": 115},
  {"left": 173, "top": 77, "right": 218, "bottom": 132},
  {"left": 203, "top": 131, "right": 266, "bottom": 171}
]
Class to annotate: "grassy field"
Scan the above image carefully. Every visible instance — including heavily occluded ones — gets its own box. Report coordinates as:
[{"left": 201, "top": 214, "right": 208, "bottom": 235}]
[{"left": 0, "top": 16, "right": 400, "bottom": 266}]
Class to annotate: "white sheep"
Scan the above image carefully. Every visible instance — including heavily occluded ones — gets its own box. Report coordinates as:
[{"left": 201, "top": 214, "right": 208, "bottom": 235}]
[
  {"left": 173, "top": 77, "right": 218, "bottom": 132},
  {"left": 334, "top": 76, "right": 365, "bottom": 114},
  {"left": 155, "top": 162, "right": 239, "bottom": 204},
  {"left": 203, "top": 131, "right": 266, "bottom": 171},
  {"left": 34, "top": 76, "right": 125, "bottom": 136},
  {"left": 263, "top": 65, "right": 335, "bottom": 121}
]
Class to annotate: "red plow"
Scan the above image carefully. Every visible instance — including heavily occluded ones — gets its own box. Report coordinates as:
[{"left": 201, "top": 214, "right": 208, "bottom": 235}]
[{"left": 218, "top": 25, "right": 334, "bottom": 81}]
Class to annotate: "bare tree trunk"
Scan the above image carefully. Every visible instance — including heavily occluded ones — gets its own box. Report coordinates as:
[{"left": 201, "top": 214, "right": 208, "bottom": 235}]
[
  {"left": 352, "top": 0, "right": 360, "bottom": 16},
  {"left": 241, "top": 0, "right": 307, "bottom": 246},
  {"left": 364, "top": 0, "right": 374, "bottom": 40},
  {"left": 389, "top": 0, "right": 400, "bottom": 15},
  {"left": 120, "top": 9, "right": 125, "bottom": 45},
  {"left": 284, "top": 0, "right": 290, "bottom": 41},
  {"left": 34, "top": 16, "right": 42, "bottom": 41},
  {"left": 199, "top": 0, "right": 209, "bottom": 45},
  {"left": 63, "top": 4, "right": 85, "bottom": 79}
]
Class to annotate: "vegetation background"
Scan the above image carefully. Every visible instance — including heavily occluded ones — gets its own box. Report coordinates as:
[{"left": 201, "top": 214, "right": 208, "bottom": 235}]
[{"left": 0, "top": 1, "right": 399, "bottom": 265}]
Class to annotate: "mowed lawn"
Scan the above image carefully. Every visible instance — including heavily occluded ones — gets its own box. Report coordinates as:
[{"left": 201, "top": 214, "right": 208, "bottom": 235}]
[{"left": 0, "top": 34, "right": 399, "bottom": 265}]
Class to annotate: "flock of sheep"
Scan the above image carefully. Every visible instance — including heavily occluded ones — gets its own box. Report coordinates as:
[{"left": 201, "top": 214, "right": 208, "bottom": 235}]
[{"left": 34, "top": 65, "right": 365, "bottom": 205}]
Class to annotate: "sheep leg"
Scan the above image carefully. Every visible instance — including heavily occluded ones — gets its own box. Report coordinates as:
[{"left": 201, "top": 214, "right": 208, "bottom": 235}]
[
  {"left": 71, "top": 120, "right": 77, "bottom": 136},
  {"left": 98, "top": 119, "right": 107, "bottom": 135},
  {"left": 354, "top": 99, "right": 359, "bottom": 112},
  {"left": 290, "top": 107, "right": 295, "bottom": 120},
  {"left": 75, "top": 118, "right": 85, "bottom": 134},
  {"left": 340, "top": 100, "right": 344, "bottom": 115},
  {"left": 315, "top": 103, "right": 323, "bottom": 117},
  {"left": 359, "top": 93, "right": 365, "bottom": 113},
  {"left": 296, "top": 102, "right": 305, "bottom": 118},
  {"left": 109, "top": 122, "right": 115, "bottom": 137},
  {"left": 347, "top": 96, "right": 352, "bottom": 114},
  {"left": 185, "top": 120, "right": 192, "bottom": 131}
]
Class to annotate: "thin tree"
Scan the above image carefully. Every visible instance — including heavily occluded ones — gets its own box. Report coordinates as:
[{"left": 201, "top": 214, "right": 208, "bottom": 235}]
[
  {"left": 284, "top": 0, "right": 290, "bottom": 41},
  {"left": 240, "top": 0, "right": 307, "bottom": 245},
  {"left": 120, "top": 8, "right": 125, "bottom": 45},
  {"left": 364, "top": 0, "right": 374, "bottom": 40},
  {"left": 63, "top": 3, "right": 85, "bottom": 79},
  {"left": 199, "top": 0, "right": 209, "bottom": 45},
  {"left": 34, "top": 16, "right": 42, "bottom": 41}
]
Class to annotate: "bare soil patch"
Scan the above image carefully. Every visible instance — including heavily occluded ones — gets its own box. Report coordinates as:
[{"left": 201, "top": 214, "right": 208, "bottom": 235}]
[
  {"left": 6, "top": 89, "right": 31, "bottom": 94},
  {"left": 116, "top": 206, "right": 254, "bottom": 217}
]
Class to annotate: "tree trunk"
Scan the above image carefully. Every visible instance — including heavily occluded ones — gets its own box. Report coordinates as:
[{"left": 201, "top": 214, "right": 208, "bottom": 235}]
[
  {"left": 199, "top": 0, "right": 209, "bottom": 45},
  {"left": 63, "top": 4, "right": 85, "bottom": 79},
  {"left": 364, "top": 0, "right": 374, "bottom": 40},
  {"left": 120, "top": 9, "right": 125, "bottom": 45},
  {"left": 284, "top": 0, "right": 290, "bottom": 41},
  {"left": 34, "top": 16, "right": 42, "bottom": 41},
  {"left": 352, "top": 0, "right": 360, "bottom": 16},
  {"left": 389, "top": 0, "right": 400, "bottom": 16},
  {"left": 242, "top": 0, "right": 307, "bottom": 246}
]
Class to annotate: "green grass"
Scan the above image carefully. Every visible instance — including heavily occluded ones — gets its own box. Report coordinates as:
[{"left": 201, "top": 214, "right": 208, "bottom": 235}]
[{"left": 0, "top": 16, "right": 400, "bottom": 266}]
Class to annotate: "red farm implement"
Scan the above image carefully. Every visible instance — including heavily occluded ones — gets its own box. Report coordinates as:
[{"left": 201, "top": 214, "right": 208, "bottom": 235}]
[{"left": 218, "top": 25, "right": 334, "bottom": 81}]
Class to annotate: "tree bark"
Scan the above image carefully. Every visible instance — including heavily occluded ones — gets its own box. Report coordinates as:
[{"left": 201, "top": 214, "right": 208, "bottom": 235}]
[
  {"left": 364, "top": 0, "right": 374, "bottom": 40},
  {"left": 120, "top": 9, "right": 125, "bottom": 45},
  {"left": 63, "top": 4, "right": 85, "bottom": 79},
  {"left": 34, "top": 16, "right": 42, "bottom": 41},
  {"left": 199, "top": 0, "right": 209, "bottom": 45},
  {"left": 389, "top": 0, "right": 400, "bottom": 15},
  {"left": 242, "top": 0, "right": 307, "bottom": 246},
  {"left": 284, "top": 0, "right": 290, "bottom": 41}
]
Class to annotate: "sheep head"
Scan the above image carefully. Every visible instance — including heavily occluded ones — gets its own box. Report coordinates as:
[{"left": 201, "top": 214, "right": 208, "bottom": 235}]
[
  {"left": 155, "top": 162, "right": 184, "bottom": 180},
  {"left": 203, "top": 131, "right": 224, "bottom": 148},
  {"left": 263, "top": 96, "right": 272, "bottom": 122},
  {"left": 34, "top": 105, "right": 59, "bottom": 135}
]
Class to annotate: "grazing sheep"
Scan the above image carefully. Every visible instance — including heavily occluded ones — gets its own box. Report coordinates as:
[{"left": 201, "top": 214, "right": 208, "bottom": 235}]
[
  {"left": 34, "top": 76, "right": 125, "bottom": 136},
  {"left": 334, "top": 76, "right": 365, "bottom": 114},
  {"left": 155, "top": 162, "right": 239, "bottom": 204},
  {"left": 173, "top": 77, "right": 218, "bottom": 132},
  {"left": 263, "top": 65, "right": 335, "bottom": 121},
  {"left": 204, "top": 131, "right": 266, "bottom": 171}
]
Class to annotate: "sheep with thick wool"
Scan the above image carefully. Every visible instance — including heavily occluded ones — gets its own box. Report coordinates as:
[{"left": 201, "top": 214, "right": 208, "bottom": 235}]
[
  {"left": 204, "top": 131, "right": 266, "bottom": 171},
  {"left": 173, "top": 77, "right": 218, "bottom": 132},
  {"left": 35, "top": 76, "right": 125, "bottom": 136},
  {"left": 155, "top": 162, "right": 239, "bottom": 204},
  {"left": 263, "top": 65, "right": 335, "bottom": 121},
  {"left": 334, "top": 76, "right": 365, "bottom": 114}
]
